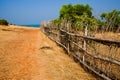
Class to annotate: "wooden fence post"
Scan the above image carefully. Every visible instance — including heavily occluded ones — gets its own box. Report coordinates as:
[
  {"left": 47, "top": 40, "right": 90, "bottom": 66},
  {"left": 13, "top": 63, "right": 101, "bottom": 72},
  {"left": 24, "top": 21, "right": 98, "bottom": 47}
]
[
  {"left": 67, "top": 21, "right": 71, "bottom": 54},
  {"left": 83, "top": 25, "right": 88, "bottom": 62}
]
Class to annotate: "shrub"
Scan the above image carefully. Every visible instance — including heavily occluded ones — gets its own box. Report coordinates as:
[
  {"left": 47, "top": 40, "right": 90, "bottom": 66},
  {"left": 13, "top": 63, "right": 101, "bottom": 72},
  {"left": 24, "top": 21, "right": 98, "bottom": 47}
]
[{"left": 0, "top": 19, "right": 9, "bottom": 25}]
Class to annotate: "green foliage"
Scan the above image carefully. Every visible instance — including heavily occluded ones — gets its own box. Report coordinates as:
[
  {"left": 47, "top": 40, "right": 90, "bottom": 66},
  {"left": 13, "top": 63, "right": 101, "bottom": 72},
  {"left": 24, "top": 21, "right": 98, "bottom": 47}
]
[
  {"left": 0, "top": 19, "right": 9, "bottom": 25},
  {"left": 74, "top": 13, "right": 98, "bottom": 31},
  {"left": 51, "top": 18, "right": 61, "bottom": 24},
  {"left": 100, "top": 10, "right": 120, "bottom": 31},
  {"left": 51, "top": 4, "right": 102, "bottom": 32},
  {"left": 51, "top": 18, "right": 61, "bottom": 28},
  {"left": 59, "top": 4, "right": 92, "bottom": 20},
  {"left": 73, "top": 4, "right": 92, "bottom": 17},
  {"left": 51, "top": 4, "right": 120, "bottom": 33},
  {"left": 100, "top": 13, "right": 106, "bottom": 20},
  {"left": 60, "top": 4, "right": 74, "bottom": 20},
  {"left": 59, "top": 4, "right": 96, "bottom": 31}
]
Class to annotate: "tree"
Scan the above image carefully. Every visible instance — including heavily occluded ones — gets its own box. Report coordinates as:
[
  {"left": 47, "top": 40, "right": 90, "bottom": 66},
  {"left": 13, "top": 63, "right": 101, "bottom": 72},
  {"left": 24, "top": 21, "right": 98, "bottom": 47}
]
[
  {"left": 100, "top": 10, "right": 120, "bottom": 31},
  {"left": 59, "top": 4, "right": 94, "bottom": 31},
  {"left": 60, "top": 4, "right": 74, "bottom": 20},
  {"left": 0, "top": 19, "right": 9, "bottom": 25},
  {"left": 74, "top": 13, "right": 98, "bottom": 31},
  {"left": 59, "top": 4, "right": 92, "bottom": 20},
  {"left": 51, "top": 4, "right": 100, "bottom": 32},
  {"left": 73, "top": 4, "right": 92, "bottom": 17}
]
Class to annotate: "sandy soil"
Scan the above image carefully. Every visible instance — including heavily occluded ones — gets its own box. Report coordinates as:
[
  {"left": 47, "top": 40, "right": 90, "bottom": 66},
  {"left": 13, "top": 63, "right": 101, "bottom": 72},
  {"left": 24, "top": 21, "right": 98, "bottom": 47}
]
[{"left": 0, "top": 25, "right": 96, "bottom": 80}]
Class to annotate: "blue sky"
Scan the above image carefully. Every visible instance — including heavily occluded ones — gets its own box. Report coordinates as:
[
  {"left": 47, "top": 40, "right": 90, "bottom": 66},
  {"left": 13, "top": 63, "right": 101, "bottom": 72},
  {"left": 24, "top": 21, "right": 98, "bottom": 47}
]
[{"left": 0, "top": 0, "right": 120, "bottom": 25}]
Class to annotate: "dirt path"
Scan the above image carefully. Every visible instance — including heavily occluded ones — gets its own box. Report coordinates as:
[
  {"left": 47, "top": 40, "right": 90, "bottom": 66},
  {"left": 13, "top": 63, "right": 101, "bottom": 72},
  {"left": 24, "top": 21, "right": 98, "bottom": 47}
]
[{"left": 0, "top": 26, "right": 96, "bottom": 80}]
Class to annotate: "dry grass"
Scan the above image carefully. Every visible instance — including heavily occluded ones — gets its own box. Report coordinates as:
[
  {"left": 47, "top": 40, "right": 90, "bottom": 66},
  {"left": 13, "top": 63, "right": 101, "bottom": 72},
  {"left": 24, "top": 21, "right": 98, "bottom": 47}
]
[
  {"left": 85, "top": 32, "right": 120, "bottom": 79},
  {"left": 61, "top": 29, "right": 120, "bottom": 79},
  {"left": 95, "top": 32, "right": 120, "bottom": 41},
  {"left": 0, "top": 25, "right": 96, "bottom": 80},
  {"left": 48, "top": 28, "right": 120, "bottom": 79}
]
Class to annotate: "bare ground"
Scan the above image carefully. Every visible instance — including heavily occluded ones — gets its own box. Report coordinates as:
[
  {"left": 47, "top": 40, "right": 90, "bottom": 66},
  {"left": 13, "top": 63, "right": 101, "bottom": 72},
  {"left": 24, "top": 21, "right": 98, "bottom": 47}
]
[{"left": 0, "top": 25, "right": 96, "bottom": 80}]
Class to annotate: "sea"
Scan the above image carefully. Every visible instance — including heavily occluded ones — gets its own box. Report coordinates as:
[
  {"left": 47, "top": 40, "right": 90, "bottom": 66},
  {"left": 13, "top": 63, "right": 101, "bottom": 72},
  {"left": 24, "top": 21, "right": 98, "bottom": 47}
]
[{"left": 20, "top": 24, "right": 40, "bottom": 28}]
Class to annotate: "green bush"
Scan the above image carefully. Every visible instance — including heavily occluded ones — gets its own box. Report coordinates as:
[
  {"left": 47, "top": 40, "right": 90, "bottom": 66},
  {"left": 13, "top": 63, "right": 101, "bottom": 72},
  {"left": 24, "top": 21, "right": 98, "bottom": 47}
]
[{"left": 0, "top": 19, "right": 9, "bottom": 25}]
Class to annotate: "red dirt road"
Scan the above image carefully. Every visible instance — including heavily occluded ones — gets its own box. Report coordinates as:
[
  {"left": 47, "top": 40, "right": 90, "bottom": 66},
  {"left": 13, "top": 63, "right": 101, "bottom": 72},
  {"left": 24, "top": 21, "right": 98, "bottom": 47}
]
[{"left": 0, "top": 26, "right": 96, "bottom": 80}]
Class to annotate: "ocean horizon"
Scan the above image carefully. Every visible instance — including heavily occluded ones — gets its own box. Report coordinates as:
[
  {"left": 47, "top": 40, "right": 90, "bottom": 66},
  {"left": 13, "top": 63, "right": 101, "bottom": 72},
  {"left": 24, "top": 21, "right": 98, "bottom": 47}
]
[{"left": 19, "top": 24, "right": 40, "bottom": 28}]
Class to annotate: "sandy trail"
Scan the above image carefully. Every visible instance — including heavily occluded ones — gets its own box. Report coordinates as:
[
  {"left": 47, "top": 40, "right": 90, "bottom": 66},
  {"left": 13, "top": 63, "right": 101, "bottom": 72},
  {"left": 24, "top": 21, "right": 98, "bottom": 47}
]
[{"left": 0, "top": 26, "right": 96, "bottom": 80}]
